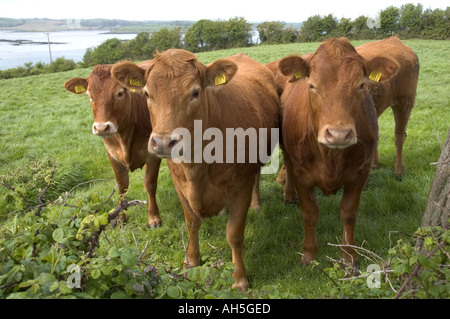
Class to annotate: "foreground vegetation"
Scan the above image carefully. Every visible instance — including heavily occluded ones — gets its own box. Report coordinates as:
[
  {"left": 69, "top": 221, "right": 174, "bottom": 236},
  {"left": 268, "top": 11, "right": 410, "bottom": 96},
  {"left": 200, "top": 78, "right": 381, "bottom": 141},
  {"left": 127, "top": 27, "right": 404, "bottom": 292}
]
[{"left": 0, "top": 40, "right": 449, "bottom": 299}]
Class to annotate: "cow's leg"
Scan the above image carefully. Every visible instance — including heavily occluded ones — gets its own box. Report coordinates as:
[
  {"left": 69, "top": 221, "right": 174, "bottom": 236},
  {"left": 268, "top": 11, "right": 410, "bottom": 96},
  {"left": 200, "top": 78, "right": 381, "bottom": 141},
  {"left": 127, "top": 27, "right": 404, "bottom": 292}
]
[
  {"left": 250, "top": 169, "right": 261, "bottom": 211},
  {"left": 276, "top": 163, "right": 287, "bottom": 184},
  {"left": 283, "top": 157, "right": 296, "bottom": 203},
  {"left": 144, "top": 156, "right": 162, "bottom": 227},
  {"left": 391, "top": 103, "right": 413, "bottom": 178},
  {"left": 297, "top": 188, "right": 319, "bottom": 265},
  {"left": 184, "top": 209, "right": 202, "bottom": 269},
  {"left": 227, "top": 178, "right": 253, "bottom": 290},
  {"left": 108, "top": 153, "right": 129, "bottom": 198},
  {"left": 371, "top": 135, "right": 380, "bottom": 170},
  {"left": 174, "top": 185, "right": 202, "bottom": 269},
  {"left": 339, "top": 170, "right": 370, "bottom": 268},
  {"left": 107, "top": 154, "right": 129, "bottom": 224}
]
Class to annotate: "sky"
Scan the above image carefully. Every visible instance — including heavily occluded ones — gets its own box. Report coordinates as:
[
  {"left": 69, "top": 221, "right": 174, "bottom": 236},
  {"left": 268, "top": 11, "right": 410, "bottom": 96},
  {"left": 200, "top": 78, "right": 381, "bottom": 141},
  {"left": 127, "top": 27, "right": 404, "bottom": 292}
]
[{"left": 1, "top": 0, "right": 448, "bottom": 22}]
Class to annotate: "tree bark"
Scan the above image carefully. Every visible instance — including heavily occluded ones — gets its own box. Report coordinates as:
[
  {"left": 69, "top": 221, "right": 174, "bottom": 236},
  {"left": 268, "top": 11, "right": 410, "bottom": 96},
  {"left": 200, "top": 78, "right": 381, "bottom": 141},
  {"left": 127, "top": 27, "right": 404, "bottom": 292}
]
[{"left": 417, "top": 129, "right": 450, "bottom": 247}]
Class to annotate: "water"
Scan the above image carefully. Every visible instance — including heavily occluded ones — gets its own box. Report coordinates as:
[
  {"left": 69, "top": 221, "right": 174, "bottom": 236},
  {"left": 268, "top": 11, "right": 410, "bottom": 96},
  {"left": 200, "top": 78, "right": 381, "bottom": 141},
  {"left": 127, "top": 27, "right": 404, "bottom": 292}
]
[{"left": 0, "top": 30, "right": 137, "bottom": 70}]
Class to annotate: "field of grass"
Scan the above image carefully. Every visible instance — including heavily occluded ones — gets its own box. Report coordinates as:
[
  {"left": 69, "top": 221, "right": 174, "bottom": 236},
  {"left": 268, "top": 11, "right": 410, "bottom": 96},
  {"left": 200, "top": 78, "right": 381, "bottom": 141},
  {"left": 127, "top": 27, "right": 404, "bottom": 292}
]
[{"left": 0, "top": 39, "right": 448, "bottom": 299}]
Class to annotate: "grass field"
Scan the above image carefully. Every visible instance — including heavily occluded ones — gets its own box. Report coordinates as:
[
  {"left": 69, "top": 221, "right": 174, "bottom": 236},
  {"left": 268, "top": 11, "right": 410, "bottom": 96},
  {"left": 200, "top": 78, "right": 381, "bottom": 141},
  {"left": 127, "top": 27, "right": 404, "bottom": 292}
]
[{"left": 0, "top": 39, "right": 449, "bottom": 298}]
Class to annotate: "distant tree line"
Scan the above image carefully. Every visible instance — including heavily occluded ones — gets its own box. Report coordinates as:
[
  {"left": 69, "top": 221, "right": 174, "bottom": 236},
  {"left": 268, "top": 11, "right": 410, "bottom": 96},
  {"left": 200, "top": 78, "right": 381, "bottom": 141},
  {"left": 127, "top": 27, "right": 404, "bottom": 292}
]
[
  {"left": 1, "top": 3, "right": 448, "bottom": 79},
  {"left": 296, "top": 4, "right": 449, "bottom": 42}
]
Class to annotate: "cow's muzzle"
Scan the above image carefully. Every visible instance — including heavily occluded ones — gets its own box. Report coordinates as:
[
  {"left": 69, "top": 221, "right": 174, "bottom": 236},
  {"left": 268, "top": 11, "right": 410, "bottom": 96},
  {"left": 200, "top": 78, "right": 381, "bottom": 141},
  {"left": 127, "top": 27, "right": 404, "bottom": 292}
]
[
  {"left": 149, "top": 133, "right": 180, "bottom": 158},
  {"left": 318, "top": 125, "right": 357, "bottom": 149},
  {"left": 92, "top": 122, "right": 117, "bottom": 138}
]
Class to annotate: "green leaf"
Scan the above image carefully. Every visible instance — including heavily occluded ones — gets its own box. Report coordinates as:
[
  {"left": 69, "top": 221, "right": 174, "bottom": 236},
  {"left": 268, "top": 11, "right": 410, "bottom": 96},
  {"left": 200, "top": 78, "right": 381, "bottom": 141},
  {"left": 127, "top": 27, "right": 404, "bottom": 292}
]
[
  {"left": 167, "top": 286, "right": 182, "bottom": 299},
  {"left": 49, "top": 281, "right": 59, "bottom": 292},
  {"left": 133, "top": 283, "right": 145, "bottom": 295},
  {"left": 91, "top": 269, "right": 101, "bottom": 279},
  {"left": 52, "top": 228, "right": 65, "bottom": 243},
  {"left": 98, "top": 213, "right": 109, "bottom": 226},
  {"left": 18, "top": 279, "right": 36, "bottom": 288},
  {"left": 108, "top": 247, "right": 119, "bottom": 258},
  {"left": 119, "top": 248, "right": 137, "bottom": 267},
  {"left": 111, "top": 291, "right": 131, "bottom": 299},
  {"left": 38, "top": 273, "right": 56, "bottom": 286}
]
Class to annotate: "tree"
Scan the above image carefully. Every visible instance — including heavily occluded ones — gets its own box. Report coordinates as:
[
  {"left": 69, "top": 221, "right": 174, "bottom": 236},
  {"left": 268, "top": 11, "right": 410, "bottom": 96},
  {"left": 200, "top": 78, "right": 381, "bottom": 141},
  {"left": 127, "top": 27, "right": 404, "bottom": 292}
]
[
  {"left": 282, "top": 26, "right": 299, "bottom": 43},
  {"left": 353, "top": 15, "right": 374, "bottom": 40},
  {"left": 419, "top": 129, "right": 450, "bottom": 234},
  {"left": 184, "top": 18, "right": 251, "bottom": 52},
  {"left": 82, "top": 38, "right": 125, "bottom": 66},
  {"left": 150, "top": 27, "right": 182, "bottom": 53},
  {"left": 184, "top": 19, "right": 209, "bottom": 52},
  {"left": 380, "top": 6, "right": 400, "bottom": 36},
  {"left": 124, "top": 32, "right": 153, "bottom": 60},
  {"left": 421, "top": 8, "right": 449, "bottom": 40},
  {"left": 299, "top": 15, "right": 324, "bottom": 42},
  {"left": 321, "top": 14, "right": 338, "bottom": 38},
  {"left": 257, "top": 21, "right": 285, "bottom": 44},
  {"left": 336, "top": 17, "right": 353, "bottom": 38},
  {"left": 225, "top": 17, "right": 253, "bottom": 48},
  {"left": 399, "top": 3, "right": 424, "bottom": 37}
]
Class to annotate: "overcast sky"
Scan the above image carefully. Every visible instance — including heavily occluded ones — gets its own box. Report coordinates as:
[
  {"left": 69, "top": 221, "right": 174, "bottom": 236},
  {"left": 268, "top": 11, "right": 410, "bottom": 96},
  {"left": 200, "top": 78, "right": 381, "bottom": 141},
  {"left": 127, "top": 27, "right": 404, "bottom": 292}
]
[{"left": 1, "top": 0, "right": 448, "bottom": 22}]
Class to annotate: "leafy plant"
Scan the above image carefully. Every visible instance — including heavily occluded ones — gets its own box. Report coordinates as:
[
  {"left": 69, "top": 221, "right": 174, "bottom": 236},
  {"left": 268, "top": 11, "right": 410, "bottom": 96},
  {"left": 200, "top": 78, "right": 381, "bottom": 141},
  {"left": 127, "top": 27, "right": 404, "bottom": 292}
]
[{"left": 318, "top": 226, "right": 449, "bottom": 299}]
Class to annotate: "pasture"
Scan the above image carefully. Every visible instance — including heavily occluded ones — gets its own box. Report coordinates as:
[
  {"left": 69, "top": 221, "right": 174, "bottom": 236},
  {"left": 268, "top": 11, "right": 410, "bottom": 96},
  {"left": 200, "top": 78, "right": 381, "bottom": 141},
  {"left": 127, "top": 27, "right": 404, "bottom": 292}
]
[{"left": 0, "top": 39, "right": 448, "bottom": 298}]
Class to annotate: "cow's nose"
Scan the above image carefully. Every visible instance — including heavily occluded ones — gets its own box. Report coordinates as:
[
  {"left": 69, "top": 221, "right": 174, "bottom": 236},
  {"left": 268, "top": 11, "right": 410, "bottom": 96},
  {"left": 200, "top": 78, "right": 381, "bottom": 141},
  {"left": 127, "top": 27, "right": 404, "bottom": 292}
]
[
  {"left": 92, "top": 122, "right": 117, "bottom": 138},
  {"left": 149, "top": 133, "right": 179, "bottom": 157},
  {"left": 319, "top": 126, "right": 357, "bottom": 149}
]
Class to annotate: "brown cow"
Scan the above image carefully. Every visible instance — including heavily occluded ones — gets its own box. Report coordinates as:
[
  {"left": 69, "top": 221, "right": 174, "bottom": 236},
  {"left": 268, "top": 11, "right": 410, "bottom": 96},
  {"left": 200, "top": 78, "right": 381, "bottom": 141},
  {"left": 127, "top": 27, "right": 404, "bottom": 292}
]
[
  {"left": 111, "top": 49, "right": 280, "bottom": 290},
  {"left": 274, "top": 37, "right": 419, "bottom": 183},
  {"left": 279, "top": 38, "right": 398, "bottom": 266},
  {"left": 64, "top": 62, "right": 163, "bottom": 227},
  {"left": 356, "top": 36, "right": 419, "bottom": 177}
]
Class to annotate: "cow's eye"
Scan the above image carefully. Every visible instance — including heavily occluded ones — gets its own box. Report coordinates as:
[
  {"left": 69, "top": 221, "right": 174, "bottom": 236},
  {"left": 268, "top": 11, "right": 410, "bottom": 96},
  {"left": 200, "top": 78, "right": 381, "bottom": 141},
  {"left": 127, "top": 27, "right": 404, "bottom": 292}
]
[
  {"left": 308, "top": 82, "right": 318, "bottom": 93},
  {"left": 117, "top": 91, "right": 124, "bottom": 98},
  {"left": 359, "top": 82, "right": 366, "bottom": 90},
  {"left": 192, "top": 89, "right": 200, "bottom": 98}
]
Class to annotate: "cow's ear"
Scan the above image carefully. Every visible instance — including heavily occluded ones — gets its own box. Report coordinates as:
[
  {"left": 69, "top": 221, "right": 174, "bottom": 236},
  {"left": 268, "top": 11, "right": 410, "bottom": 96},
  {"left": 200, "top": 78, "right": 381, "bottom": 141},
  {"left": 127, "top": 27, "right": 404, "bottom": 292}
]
[
  {"left": 64, "top": 77, "right": 88, "bottom": 94},
  {"left": 111, "top": 61, "right": 146, "bottom": 92},
  {"left": 279, "top": 55, "right": 309, "bottom": 83},
  {"left": 365, "top": 57, "right": 399, "bottom": 83},
  {"left": 206, "top": 58, "right": 238, "bottom": 88}
]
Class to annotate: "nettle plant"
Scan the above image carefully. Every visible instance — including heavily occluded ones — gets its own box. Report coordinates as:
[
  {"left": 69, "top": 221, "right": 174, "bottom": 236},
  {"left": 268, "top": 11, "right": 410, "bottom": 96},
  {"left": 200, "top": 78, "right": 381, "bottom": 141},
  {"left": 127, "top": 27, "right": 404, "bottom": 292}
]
[
  {"left": 0, "top": 157, "right": 287, "bottom": 299},
  {"left": 318, "top": 226, "right": 449, "bottom": 299}
]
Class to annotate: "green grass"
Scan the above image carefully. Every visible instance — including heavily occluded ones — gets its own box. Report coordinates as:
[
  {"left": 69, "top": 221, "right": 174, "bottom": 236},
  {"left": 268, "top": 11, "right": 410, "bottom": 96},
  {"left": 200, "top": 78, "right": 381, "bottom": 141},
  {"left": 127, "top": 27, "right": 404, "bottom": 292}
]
[{"left": 0, "top": 39, "right": 448, "bottom": 298}]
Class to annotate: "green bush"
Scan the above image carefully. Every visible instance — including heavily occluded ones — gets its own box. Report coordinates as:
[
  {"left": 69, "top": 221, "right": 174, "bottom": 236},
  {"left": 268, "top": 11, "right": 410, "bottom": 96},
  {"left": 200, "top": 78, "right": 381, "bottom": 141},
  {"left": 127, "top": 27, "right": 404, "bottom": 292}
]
[
  {"left": 318, "top": 227, "right": 449, "bottom": 299},
  {"left": 0, "top": 160, "right": 297, "bottom": 299}
]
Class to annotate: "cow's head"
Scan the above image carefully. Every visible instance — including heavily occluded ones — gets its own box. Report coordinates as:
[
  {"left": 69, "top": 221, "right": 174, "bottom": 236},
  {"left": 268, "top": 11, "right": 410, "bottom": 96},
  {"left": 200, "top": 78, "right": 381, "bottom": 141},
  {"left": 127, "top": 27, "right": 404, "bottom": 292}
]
[
  {"left": 64, "top": 65, "right": 136, "bottom": 138},
  {"left": 279, "top": 38, "right": 398, "bottom": 149},
  {"left": 111, "top": 49, "right": 238, "bottom": 159}
]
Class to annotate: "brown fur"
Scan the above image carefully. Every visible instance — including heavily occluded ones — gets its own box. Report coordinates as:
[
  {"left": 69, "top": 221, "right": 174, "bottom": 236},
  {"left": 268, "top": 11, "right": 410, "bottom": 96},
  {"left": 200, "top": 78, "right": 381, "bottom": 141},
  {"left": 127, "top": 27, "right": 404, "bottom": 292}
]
[
  {"left": 357, "top": 36, "right": 419, "bottom": 177},
  {"left": 273, "top": 37, "right": 419, "bottom": 182},
  {"left": 111, "top": 49, "right": 280, "bottom": 290},
  {"left": 64, "top": 62, "right": 163, "bottom": 227},
  {"left": 280, "top": 38, "right": 379, "bottom": 266}
]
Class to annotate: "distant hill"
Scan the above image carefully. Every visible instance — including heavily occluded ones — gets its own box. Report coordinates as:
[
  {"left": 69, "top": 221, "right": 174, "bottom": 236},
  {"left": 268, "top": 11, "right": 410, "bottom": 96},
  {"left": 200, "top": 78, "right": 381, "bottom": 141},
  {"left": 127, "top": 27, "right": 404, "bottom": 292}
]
[{"left": 0, "top": 17, "right": 195, "bottom": 33}]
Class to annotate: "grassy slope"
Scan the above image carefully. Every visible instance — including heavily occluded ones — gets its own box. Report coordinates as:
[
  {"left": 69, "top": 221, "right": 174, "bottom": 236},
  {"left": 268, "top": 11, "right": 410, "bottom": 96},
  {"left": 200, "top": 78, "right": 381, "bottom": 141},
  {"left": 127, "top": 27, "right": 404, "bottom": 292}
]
[{"left": 0, "top": 40, "right": 448, "bottom": 298}]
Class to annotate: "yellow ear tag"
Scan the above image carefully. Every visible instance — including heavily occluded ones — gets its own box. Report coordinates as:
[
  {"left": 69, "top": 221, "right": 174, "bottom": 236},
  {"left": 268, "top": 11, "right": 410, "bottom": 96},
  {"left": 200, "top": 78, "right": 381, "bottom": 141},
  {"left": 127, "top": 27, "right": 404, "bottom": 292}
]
[
  {"left": 215, "top": 74, "right": 227, "bottom": 86},
  {"left": 130, "top": 78, "right": 142, "bottom": 87},
  {"left": 74, "top": 85, "right": 86, "bottom": 93},
  {"left": 294, "top": 70, "right": 303, "bottom": 79},
  {"left": 369, "top": 70, "right": 382, "bottom": 82}
]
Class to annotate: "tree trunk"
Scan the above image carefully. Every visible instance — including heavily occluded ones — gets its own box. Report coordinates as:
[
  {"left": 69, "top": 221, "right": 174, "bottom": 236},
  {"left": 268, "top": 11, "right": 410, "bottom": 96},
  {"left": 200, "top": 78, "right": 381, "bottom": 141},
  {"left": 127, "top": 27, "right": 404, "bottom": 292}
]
[{"left": 417, "top": 129, "right": 450, "bottom": 248}]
